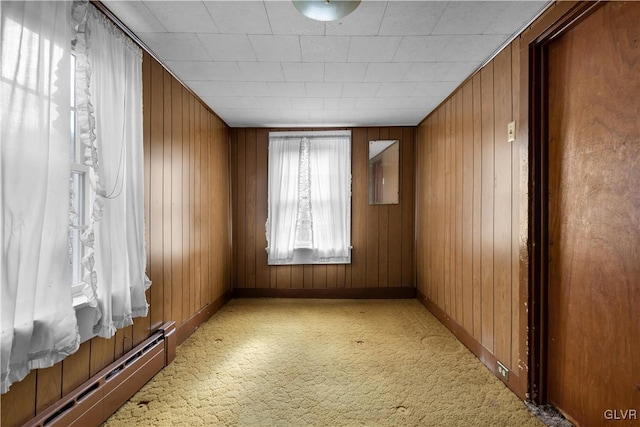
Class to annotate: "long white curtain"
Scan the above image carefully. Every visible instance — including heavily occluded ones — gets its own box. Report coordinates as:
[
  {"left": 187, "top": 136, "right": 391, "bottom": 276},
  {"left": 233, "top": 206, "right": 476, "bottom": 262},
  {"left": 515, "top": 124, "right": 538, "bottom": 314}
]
[
  {"left": 267, "top": 132, "right": 351, "bottom": 264},
  {"left": 267, "top": 138, "right": 301, "bottom": 263},
  {"left": 76, "top": 4, "right": 149, "bottom": 338},
  {"left": 309, "top": 136, "right": 351, "bottom": 262},
  {"left": 1, "top": 1, "right": 80, "bottom": 393}
]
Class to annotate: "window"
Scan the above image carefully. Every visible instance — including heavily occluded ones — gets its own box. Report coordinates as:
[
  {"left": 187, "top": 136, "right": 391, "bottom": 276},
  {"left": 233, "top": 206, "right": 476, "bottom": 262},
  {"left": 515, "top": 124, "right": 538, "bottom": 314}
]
[
  {"left": 1, "top": 2, "right": 149, "bottom": 393},
  {"left": 266, "top": 131, "right": 351, "bottom": 265},
  {"left": 69, "top": 54, "right": 90, "bottom": 305}
]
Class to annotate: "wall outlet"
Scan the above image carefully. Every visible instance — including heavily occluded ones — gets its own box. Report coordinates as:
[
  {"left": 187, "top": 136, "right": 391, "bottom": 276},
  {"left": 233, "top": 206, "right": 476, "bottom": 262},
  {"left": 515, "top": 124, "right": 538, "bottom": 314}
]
[
  {"left": 497, "top": 361, "right": 509, "bottom": 381},
  {"left": 507, "top": 121, "right": 516, "bottom": 142}
]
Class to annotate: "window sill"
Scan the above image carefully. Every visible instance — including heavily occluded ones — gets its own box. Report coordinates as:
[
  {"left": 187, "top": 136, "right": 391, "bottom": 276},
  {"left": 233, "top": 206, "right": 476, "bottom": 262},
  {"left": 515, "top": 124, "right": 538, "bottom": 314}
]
[
  {"left": 267, "top": 248, "right": 352, "bottom": 265},
  {"left": 73, "top": 299, "right": 98, "bottom": 343}
]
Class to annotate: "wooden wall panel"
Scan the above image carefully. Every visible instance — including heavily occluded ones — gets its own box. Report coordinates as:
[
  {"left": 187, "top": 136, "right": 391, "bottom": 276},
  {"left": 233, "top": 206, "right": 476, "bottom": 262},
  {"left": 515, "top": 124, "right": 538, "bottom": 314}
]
[
  {"left": 400, "top": 127, "right": 415, "bottom": 288},
  {"left": 453, "top": 91, "right": 463, "bottom": 325},
  {"left": 231, "top": 127, "right": 415, "bottom": 290},
  {"left": 149, "top": 58, "right": 165, "bottom": 332},
  {"left": 461, "top": 81, "right": 474, "bottom": 334},
  {"left": 471, "top": 73, "right": 483, "bottom": 342},
  {"left": 2, "top": 51, "right": 231, "bottom": 427},
  {"left": 416, "top": 39, "right": 523, "bottom": 385},
  {"left": 492, "top": 48, "right": 513, "bottom": 367},
  {"left": 510, "top": 39, "right": 522, "bottom": 378},
  {"left": 181, "top": 86, "right": 191, "bottom": 325},
  {"left": 480, "top": 62, "right": 495, "bottom": 354},
  {"left": 350, "top": 128, "right": 367, "bottom": 288}
]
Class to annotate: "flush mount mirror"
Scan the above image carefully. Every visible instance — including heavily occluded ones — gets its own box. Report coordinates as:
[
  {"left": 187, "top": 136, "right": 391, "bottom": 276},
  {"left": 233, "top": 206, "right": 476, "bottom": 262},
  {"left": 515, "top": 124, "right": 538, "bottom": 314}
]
[{"left": 368, "top": 140, "right": 399, "bottom": 205}]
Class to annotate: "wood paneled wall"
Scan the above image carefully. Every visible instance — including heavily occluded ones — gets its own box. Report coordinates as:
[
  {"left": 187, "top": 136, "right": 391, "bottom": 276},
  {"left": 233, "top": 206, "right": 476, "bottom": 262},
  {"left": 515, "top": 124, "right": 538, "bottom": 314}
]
[
  {"left": 230, "top": 127, "right": 414, "bottom": 291},
  {"left": 1, "top": 51, "right": 232, "bottom": 427},
  {"left": 415, "top": 41, "right": 523, "bottom": 385}
]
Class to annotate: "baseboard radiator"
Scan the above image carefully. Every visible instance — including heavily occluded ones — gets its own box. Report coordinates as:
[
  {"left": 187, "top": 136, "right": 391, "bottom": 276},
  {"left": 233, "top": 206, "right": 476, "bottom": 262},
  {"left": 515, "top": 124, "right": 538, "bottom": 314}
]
[{"left": 26, "top": 321, "right": 177, "bottom": 427}]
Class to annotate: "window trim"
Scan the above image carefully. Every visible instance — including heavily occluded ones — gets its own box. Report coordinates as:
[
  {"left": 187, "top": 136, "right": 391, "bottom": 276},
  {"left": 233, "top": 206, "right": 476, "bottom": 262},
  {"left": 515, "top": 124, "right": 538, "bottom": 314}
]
[
  {"left": 69, "top": 53, "right": 91, "bottom": 309},
  {"left": 266, "top": 130, "right": 352, "bottom": 266}
]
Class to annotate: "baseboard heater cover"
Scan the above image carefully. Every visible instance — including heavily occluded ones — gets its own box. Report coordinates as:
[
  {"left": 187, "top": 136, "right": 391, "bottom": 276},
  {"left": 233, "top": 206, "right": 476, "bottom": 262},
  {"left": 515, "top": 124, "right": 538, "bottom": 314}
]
[{"left": 25, "top": 321, "right": 176, "bottom": 427}]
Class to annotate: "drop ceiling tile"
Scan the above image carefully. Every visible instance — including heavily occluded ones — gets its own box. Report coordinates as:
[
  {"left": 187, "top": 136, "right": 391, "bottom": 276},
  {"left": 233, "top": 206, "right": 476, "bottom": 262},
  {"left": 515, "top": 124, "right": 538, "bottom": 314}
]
[
  {"left": 139, "top": 33, "right": 210, "bottom": 61},
  {"left": 484, "top": 1, "right": 548, "bottom": 35},
  {"left": 348, "top": 36, "right": 402, "bottom": 62},
  {"left": 384, "top": 109, "right": 430, "bottom": 125},
  {"left": 198, "top": 34, "right": 256, "bottom": 62},
  {"left": 185, "top": 81, "right": 271, "bottom": 97},
  {"left": 251, "top": 97, "right": 293, "bottom": 109},
  {"left": 306, "top": 83, "right": 342, "bottom": 98},
  {"left": 249, "top": 35, "right": 302, "bottom": 62},
  {"left": 282, "top": 63, "right": 324, "bottom": 82},
  {"left": 376, "top": 82, "right": 419, "bottom": 98},
  {"left": 243, "top": 108, "right": 308, "bottom": 124},
  {"left": 404, "top": 62, "right": 477, "bottom": 82},
  {"left": 346, "top": 108, "right": 425, "bottom": 126},
  {"left": 378, "top": 2, "right": 448, "bottom": 36},
  {"left": 184, "top": 81, "right": 232, "bottom": 97},
  {"left": 439, "top": 35, "right": 509, "bottom": 62},
  {"left": 380, "top": 98, "right": 441, "bottom": 114},
  {"left": 164, "top": 61, "right": 242, "bottom": 81},
  {"left": 356, "top": 97, "right": 434, "bottom": 110},
  {"left": 300, "top": 36, "right": 351, "bottom": 62},
  {"left": 232, "top": 82, "right": 274, "bottom": 97},
  {"left": 324, "top": 63, "right": 368, "bottom": 83},
  {"left": 392, "top": 36, "right": 452, "bottom": 63},
  {"left": 341, "top": 82, "right": 380, "bottom": 98},
  {"left": 103, "top": 1, "right": 165, "bottom": 33},
  {"left": 204, "top": 1, "right": 271, "bottom": 35},
  {"left": 291, "top": 98, "right": 324, "bottom": 109},
  {"left": 414, "top": 81, "right": 461, "bottom": 98},
  {"left": 280, "top": 109, "right": 310, "bottom": 121},
  {"left": 144, "top": 1, "right": 219, "bottom": 33},
  {"left": 325, "top": 1, "right": 387, "bottom": 36},
  {"left": 323, "top": 98, "right": 357, "bottom": 110},
  {"left": 265, "top": 2, "right": 325, "bottom": 35},
  {"left": 267, "top": 82, "right": 307, "bottom": 97},
  {"left": 311, "top": 109, "right": 340, "bottom": 122},
  {"left": 203, "top": 97, "right": 258, "bottom": 110},
  {"left": 238, "top": 62, "right": 285, "bottom": 82},
  {"left": 432, "top": 2, "right": 508, "bottom": 35},
  {"left": 363, "top": 63, "right": 412, "bottom": 83},
  {"left": 341, "top": 109, "right": 396, "bottom": 124}
]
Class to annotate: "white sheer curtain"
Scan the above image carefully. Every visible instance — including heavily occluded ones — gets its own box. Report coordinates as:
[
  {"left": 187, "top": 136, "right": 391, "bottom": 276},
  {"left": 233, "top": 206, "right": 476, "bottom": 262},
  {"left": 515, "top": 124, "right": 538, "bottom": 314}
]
[
  {"left": 75, "top": 4, "right": 149, "bottom": 338},
  {"left": 309, "top": 136, "right": 351, "bottom": 262},
  {"left": 266, "top": 137, "right": 301, "bottom": 263},
  {"left": 266, "top": 131, "right": 351, "bottom": 265},
  {"left": 1, "top": 1, "right": 80, "bottom": 393}
]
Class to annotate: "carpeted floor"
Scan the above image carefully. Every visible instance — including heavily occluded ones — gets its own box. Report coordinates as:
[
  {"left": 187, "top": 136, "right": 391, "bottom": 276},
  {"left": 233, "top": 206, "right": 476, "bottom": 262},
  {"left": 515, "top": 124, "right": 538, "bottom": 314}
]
[{"left": 103, "top": 298, "right": 543, "bottom": 426}]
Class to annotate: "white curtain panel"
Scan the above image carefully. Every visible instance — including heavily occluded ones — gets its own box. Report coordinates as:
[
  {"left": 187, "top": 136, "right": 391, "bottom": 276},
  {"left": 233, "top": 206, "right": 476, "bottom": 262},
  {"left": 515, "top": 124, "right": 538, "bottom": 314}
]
[
  {"left": 78, "top": 4, "right": 149, "bottom": 338},
  {"left": 309, "top": 136, "right": 351, "bottom": 262},
  {"left": 0, "top": 1, "right": 80, "bottom": 393},
  {"left": 267, "top": 137, "right": 301, "bottom": 263}
]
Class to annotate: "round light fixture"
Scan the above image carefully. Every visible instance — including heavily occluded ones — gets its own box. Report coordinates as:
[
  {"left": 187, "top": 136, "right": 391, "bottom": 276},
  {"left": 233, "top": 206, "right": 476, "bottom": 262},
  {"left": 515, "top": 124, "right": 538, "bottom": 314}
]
[{"left": 292, "top": 0, "right": 361, "bottom": 22}]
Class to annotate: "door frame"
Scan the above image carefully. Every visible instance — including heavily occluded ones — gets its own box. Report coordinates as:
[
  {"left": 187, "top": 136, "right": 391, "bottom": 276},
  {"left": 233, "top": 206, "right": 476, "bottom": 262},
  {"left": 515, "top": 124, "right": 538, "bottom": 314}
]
[{"left": 523, "top": 0, "right": 603, "bottom": 405}]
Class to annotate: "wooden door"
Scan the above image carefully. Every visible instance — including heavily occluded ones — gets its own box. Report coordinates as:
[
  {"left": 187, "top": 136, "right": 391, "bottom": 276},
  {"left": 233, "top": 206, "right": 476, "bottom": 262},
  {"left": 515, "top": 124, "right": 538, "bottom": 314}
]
[{"left": 546, "top": 2, "right": 640, "bottom": 426}]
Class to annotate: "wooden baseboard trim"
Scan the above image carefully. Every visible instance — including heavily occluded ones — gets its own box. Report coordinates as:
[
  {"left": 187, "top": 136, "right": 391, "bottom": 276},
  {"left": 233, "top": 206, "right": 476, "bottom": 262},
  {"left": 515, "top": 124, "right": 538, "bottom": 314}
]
[
  {"left": 416, "top": 291, "right": 526, "bottom": 400},
  {"left": 176, "top": 289, "right": 233, "bottom": 345},
  {"left": 233, "top": 287, "right": 417, "bottom": 299}
]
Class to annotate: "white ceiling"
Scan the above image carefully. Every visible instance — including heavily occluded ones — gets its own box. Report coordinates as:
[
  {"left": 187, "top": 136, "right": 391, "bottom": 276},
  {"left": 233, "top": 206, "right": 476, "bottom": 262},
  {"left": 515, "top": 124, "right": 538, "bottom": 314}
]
[{"left": 102, "top": 0, "right": 548, "bottom": 128}]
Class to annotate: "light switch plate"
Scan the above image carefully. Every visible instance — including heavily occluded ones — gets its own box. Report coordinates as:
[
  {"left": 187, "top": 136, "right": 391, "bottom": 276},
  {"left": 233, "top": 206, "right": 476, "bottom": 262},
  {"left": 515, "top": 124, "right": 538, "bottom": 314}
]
[{"left": 507, "top": 121, "right": 516, "bottom": 142}]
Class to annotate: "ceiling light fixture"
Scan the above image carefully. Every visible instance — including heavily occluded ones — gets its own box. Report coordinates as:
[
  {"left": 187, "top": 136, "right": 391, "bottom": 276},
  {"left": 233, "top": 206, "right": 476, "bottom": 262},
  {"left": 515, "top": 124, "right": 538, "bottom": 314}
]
[{"left": 292, "top": 0, "right": 361, "bottom": 22}]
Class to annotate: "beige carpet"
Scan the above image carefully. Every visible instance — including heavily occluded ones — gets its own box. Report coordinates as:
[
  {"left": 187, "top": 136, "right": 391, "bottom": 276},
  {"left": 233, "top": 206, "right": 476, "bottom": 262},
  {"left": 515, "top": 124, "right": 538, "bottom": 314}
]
[{"left": 103, "top": 299, "right": 543, "bottom": 426}]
